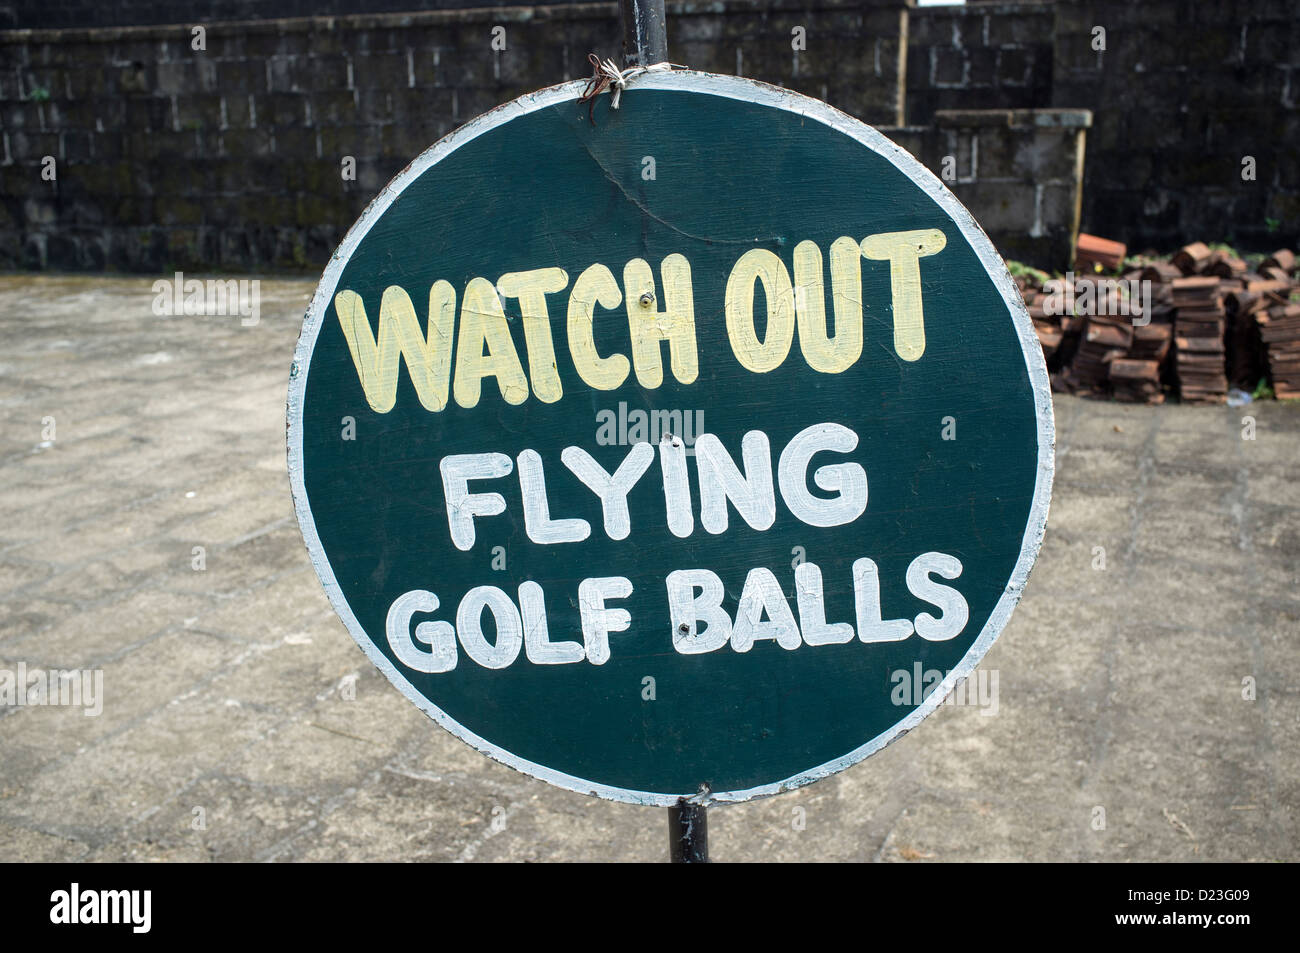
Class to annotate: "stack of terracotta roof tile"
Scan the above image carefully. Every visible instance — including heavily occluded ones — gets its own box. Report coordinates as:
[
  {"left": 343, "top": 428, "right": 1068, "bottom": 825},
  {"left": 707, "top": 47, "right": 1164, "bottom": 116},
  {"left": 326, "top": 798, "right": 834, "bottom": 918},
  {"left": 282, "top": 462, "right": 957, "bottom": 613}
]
[
  {"left": 1109, "top": 357, "right": 1163, "bottom": 403},
  {"left": 1259, "top": 249, "right": 1295, "bottom": 286},
  {"left": 1112, "top": 321, "right": 1175, "bottom": 403},
  {"left": 1226, "top": 286, "right": 1270, "bottom": 390},
  {"left": 1131, "top": 321, "right": 1173, "bottom": 359},
  {"left": 1254, "top": 249, "right": 1300, "bottom": 398},
  {"left": 1011, "top": 244, "right": 1297, "bottom": 402},
  {"left": 1108, "top": 274, "right": 1172, "bottom": 402},
  {"left": 1067, "top": 309, "right": 1133, "bottom": 396},
  {"left": 1171, "top": 276, "right": 1227, "bottom": 404},
  {"left": 1076, "top": 233, "right": 1127, "bottom": 272},
  {"left": 1258, "top": 304, "right": 1300, "bottom": 398},
  {"left": 1137, "top": 265, "right": 1178, "bottom": 396},
  {"left": 1172, "top": 242, "right": 1213, "bottom": 275}
]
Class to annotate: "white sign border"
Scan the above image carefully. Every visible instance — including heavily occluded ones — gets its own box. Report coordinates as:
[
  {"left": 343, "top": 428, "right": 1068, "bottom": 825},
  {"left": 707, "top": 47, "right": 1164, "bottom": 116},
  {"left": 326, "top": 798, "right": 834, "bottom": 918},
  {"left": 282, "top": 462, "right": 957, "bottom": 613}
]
[{"left": 287, "top": 70, "right": 1056, "bottom": 807}]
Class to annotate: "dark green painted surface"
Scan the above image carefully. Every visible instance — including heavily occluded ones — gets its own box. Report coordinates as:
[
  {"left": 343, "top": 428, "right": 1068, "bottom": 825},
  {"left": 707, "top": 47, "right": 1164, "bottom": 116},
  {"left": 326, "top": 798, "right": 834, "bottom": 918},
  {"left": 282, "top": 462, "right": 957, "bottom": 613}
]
[{"left": 299, "top": 87, "right": 1040, "bottom": 798}]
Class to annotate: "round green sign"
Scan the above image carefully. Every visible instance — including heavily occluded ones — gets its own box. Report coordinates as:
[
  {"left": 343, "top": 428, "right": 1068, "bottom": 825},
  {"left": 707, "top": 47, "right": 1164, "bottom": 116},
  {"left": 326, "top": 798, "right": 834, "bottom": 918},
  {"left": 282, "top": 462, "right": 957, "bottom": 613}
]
[{"left": 288, "top": 71, "right": 1053, "bottom": 806}]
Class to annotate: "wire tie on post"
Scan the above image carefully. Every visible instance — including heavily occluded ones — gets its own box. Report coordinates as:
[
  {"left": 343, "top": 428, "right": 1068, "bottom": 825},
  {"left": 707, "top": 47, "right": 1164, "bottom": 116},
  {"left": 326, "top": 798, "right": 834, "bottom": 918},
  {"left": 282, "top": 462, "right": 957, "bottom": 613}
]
[{"left": 579, "top": 53, "right": 681, "bottom": 123}]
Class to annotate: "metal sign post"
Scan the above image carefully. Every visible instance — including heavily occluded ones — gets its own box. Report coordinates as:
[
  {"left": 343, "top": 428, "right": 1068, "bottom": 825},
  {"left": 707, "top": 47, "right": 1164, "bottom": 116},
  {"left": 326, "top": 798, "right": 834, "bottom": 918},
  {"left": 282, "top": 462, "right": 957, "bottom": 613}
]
[
  {"left": 616, "top": 0, "right": 703, "bottom": 864},
  {"left": 668, "top": 800, "right": 709, "bottom": 863},
  {"left": 619, "top": 0, "right": 668, "bottom": 67}
]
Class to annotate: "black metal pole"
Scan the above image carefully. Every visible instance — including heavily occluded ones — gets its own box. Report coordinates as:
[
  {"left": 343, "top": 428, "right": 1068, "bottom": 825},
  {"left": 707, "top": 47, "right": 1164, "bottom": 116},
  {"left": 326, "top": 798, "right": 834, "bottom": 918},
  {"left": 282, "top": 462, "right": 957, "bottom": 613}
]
[
  {"left": 619, "top": 0, "right": 668, "bottom": 67},
  {"left": 618, "top": 0, "right": 692, "bottom": 865},
  {"left": 668, "top": 799, "right": 709, "bottom": 863}
]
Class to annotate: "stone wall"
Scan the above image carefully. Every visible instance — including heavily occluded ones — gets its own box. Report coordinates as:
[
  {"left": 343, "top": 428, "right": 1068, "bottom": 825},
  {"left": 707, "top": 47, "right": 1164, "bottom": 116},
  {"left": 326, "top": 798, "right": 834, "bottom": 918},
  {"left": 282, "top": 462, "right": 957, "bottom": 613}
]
[
  {"left": 0, "top": 1, "right": 583, "bottom": 31},
  {"left": 904, "top": 0, "right": 1053, "bottom": 125},
  {"left": 1051, "top": 0, "right": 1300, "bottom": 252},
  {"left": 0, "top": 1, "right": 912, "bottom": 272},
  {"left": 897, "top": 108, "right": 1088, "bottom": 268},
  {"left": 3, "top": 0, "right": 1297, "bottom": 273}
]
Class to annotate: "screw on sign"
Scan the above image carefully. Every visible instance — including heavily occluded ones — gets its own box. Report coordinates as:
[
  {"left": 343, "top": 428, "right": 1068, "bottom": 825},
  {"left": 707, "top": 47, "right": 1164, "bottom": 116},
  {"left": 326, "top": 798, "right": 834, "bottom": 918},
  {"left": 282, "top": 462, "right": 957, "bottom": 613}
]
[{"left": 286, "top": 70, "right": 1053, "bottom": 860}]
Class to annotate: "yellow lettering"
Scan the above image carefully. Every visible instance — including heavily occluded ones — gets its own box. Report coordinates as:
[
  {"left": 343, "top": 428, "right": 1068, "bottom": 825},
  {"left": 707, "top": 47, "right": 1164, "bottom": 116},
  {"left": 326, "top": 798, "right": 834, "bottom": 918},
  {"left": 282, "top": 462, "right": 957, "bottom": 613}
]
[
  {"left": 453, "top": 277, "right": 530, "bottom": 408},
  {"left": 793, "top": 237, "right": 864, "bottom": 374},
  {"left": 334, "top": 283, "right": 455, "bottom": 414},
  {"left": 725, "top": 248, "right": 795, "bottom": 374},
  {"left": 496, "top": 267, "right": 568, "bottom": 404},
  {"left": 567, "top": 263, "right": 629, "bottom": 390},
  {"left": 860, "top": 228, "right": 946, "bottom": 362},
  {"left": 624, "top": 254, "right": 698, "bottom": 388}
]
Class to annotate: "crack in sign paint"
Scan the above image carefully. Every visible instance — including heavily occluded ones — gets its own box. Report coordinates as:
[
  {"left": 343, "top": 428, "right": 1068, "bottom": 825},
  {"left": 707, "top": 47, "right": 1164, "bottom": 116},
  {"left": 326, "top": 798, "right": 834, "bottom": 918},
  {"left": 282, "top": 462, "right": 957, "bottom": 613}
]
[{"left": 578, "top": 138, "right": 782, "bottom": 247}]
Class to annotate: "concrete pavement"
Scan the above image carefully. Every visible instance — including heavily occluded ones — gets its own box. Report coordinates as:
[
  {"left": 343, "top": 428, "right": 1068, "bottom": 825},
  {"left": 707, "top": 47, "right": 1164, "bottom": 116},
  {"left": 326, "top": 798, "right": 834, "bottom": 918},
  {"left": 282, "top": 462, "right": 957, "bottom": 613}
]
[{"left": 0, "top": 275, "right": 1296, "bottom": 862}]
